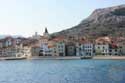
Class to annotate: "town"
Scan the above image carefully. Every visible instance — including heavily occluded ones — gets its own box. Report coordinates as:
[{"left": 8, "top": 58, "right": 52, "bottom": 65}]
[{"left": 0, "top": 28, "right": 125, "bottom": 59}]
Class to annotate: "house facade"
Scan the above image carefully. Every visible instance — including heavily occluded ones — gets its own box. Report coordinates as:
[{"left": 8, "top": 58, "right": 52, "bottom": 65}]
[
  {"left": 84, "top": 43, "right": 95, "bottom": 56},
  {"left": 76, "top": 43, "right": 85, "bottom": 56},
  {"left": 95, "top": 44, "right": 109, "bottom": 56},
  {"left": 56, "top": 41, "right": 66, "bottom": 56},
  {"left": 66, "top": 42, "right": 76, "bottom": 56},
  {"left": 109, "top": 43, "right": 119, "bottom": 56}
]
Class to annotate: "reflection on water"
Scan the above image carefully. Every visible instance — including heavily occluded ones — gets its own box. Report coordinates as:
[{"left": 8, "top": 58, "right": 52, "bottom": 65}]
[{"left": 0, "top": 60, "right": 124, "bottom": 83}]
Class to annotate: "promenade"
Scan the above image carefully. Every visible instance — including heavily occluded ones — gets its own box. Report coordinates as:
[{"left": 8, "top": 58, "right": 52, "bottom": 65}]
[
  {"left": 0, "top": 56, "right": 125, "bottom": 60},
  {"left": 93, "top": 56, "right": 125, "bottom": 60},
  {"left": 31, "top": 56, "right": 125, "bottom": 60}
]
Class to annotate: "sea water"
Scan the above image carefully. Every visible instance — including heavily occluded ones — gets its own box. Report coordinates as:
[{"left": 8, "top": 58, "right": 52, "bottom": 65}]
[{"left": 0, "top": 60, "right": 124, "bottom": 83}]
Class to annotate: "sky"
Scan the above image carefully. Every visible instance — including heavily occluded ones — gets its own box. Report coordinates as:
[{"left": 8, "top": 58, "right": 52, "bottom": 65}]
[{"left": 0, "top": 0, "right": 124, "bottom": 37}]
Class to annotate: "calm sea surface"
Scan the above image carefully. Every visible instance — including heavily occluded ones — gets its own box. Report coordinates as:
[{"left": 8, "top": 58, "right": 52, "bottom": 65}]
[{"left": 0, "top": 60, "right": 125, "bottom": 83}]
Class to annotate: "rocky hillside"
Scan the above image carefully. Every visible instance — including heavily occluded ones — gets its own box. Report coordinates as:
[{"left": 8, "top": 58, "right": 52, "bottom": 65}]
[{"left": 51, "top": 4, "right": 125, "bottom": 39}]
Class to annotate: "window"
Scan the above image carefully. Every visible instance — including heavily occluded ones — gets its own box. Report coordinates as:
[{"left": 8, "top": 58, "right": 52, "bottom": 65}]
[
  {"left": 103, "top": 46, "right": 105, "bottom": 49},
  {"left": 109, "top": 50, "right": 112, "bottom": 52},
  {"left": 98, "top": 46, "right": 100, "bottom": 49}
]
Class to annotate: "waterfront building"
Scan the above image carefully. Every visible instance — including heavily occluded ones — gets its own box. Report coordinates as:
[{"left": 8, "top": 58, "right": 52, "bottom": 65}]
[
  {"left": 76, "top": 42, "right": 85, "bottom": 56},
  {"left": 21, "top": 38, "right": 40, "bottom": 57},
  {"left": 0, "top": 46, "right": 31, "bottom": 57},
  {"left": 56, "top": 41, "right": 66, "bottom": 56},
  {"left": 31, "top": 46, "right": 40, "bottom": 56},
  {"left": 109, "top": 43, "right": 119, "bottom": 56},
  {"left": 39, "top": 43, "right": 51, "bottom": 56},
  {"left": 95, "top": 43, "right": 109, "bottom": 56},
  {"left": 76, "top": 43, "right": 84, "bottom": 56},
  {"left": 84, "top": 42, "right": 95, "bottom": 56},
  {"left": 76, "top": 43, "right": 80, "bottom": 56},
  {"left": 39, "top": 29, "right": 66, "bottom": 57},
  {"left": 117, "top": 40, "right": 125, "bottom": 56},
  {"left": 48, "top": 45, "right": 56, "bottom": 56},
  {"left": 0, "top": 47, "right": 17, "bottom": 57},
  {"left": 39, "top": 28, "right": 50, "bottom": 56},
  {"left": 0, "top": 37, "right": 37, "bottom": 57},
  {"left": 44, "top": 37, "right": 66, "bottom": 57},
  {"left": 95, "top": 37, "right": 111, "bottom": 56},
  {"left": 76, "top": 37, "right": 95, "bottom": 56},
  {"left": 22, "top": 46, "right": 32, "bottom": 57},
  {"left": 119, "top": 45, "right": 125, "bottom": 56},
  {"left": 66, "top": 42, "right": 76, "bottom": 56},
  {"left": 28, "top": 39, "right": 40, "bottom": 52},
  {"left": 0, "top": 40, "right": 4, "bottom": 48},
  {"left": 116, "top": 37, "right": 125, "bottom": 56},
  {"left": 3, "top": 36, "right": 16, "bottom": 48}
]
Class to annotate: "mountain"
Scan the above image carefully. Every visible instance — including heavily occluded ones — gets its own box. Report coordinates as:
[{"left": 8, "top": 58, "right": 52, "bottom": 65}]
[
  {"left": 0, "top": 35, "right": 23, "bottom": 39},
  {"left": 51, "top": 4, "right": 125, "bottom": 39}
]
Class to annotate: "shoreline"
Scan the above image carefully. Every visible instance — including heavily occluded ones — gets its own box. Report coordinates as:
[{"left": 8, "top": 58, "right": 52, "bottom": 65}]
[
  {"left": 30, "top": 56, "right": 81, "bottom": 60},
  {"left": 93, "top": 56, "right": 125, "bottom": 60},
  {"left": 0, "top": 56, "right": 125, "bottom": 60},
  {"left": 30, "top": 56, "right": 125, "bottom": 60}
]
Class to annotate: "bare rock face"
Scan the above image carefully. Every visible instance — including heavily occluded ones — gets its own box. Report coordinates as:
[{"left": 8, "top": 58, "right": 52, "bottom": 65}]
[
  {"left": 51, "top": 4, "right": 125, "bottom": 39},
  {"left": 83, "top": 4, "right": 125, "bottom": 25}
]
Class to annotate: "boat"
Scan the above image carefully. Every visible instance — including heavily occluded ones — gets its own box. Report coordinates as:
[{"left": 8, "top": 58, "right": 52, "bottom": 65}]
[
  {"left": 80, "top": 56, "right": 93, "bottom": 59},
  {"left": 3, "top": 57, "right": 26, "bottom": 60}
]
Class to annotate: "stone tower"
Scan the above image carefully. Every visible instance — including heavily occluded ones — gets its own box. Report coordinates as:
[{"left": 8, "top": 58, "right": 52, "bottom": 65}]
[{"left": 43, "top": 27, "right": 49, "bottom": 38}]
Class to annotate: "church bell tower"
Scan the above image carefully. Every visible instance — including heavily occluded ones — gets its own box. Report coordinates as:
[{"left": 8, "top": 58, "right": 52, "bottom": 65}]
[{"left": 43, "top": 27, "right": 49, "bottom": 38}]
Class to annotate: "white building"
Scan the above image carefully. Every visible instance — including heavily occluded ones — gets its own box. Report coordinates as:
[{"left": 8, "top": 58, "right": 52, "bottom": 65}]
[
  {"left": 84, "top": 43, "right": 95, "bottom": 56},
  {"left": 95, "top": 44, "right": 109, "bottom": 56},
  {"left": 39, "top": 44, "right": 52, "bottom": 56},
  {"left": 109, "top": 44, "right": 119, "bottom": 56},
  {"left": 39, "top": 28, "right": 50, "bottom": 56},
  {"left": 76, "top": 43, "right": 85, "bottom": 56},
  {"left": 0, "top": 46, "right": 31, "bottom": 57},
  {"left": 56, "top": 41, "right": 66, "bottom": 56},
  {"left": 47, "top": 40, "right": 65, "bottom": 57}
]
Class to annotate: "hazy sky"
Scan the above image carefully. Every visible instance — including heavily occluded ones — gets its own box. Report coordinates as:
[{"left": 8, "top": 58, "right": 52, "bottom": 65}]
[{"left": 0, "top": 0, "right": 124, "bottom": 37}]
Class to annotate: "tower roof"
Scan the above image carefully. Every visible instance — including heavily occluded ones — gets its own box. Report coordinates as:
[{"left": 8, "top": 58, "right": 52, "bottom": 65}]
[{"left": 45, "top": 27, "right": 48, "bottom": 33}]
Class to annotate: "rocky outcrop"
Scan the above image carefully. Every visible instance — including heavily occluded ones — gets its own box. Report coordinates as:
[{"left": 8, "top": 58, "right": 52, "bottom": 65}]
[{"left": 51, "top": 4, "right": 125, "bottom": 39}]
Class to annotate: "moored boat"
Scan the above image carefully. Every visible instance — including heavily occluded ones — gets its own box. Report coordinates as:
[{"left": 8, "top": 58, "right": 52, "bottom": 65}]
[
  {"left": 1, "top": 57, "right": 26, "bottom": 60},
  {"left": 80, "top": 56, "right": 93, "bottom": 59}
]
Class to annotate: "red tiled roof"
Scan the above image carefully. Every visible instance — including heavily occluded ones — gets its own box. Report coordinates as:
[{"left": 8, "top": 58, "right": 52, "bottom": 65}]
[
  {"left": 48, "top": 45, "right": 55, "bottom": 48},
  {"left": 95, "top": 37, "right": 112, "bottom": 44},
  {"left": 32, "top": 46, "right": 40, "bottom": 48},
  {"left": 51, "top": 36, "right": 65, "bottom": 42}
]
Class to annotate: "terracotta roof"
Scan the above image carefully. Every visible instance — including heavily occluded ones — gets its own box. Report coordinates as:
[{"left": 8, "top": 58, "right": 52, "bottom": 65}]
[
  {"left": 32, "top": 45, "right": 40, "bottom": 48},
  {"left": 22, "top": 38, "right": 38, "bottom": 46},
  {"left": 51, "top": 36, "right": 65, "bottom": 42},
  {"left": 95, "top": 37, "right": 112, "bottom": 44},
  {"left": 48, "top": 45, "right": 55, "bottom": 48},
  {"left": 78, "top": 38, "right": 93, "bottom": 44}
]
